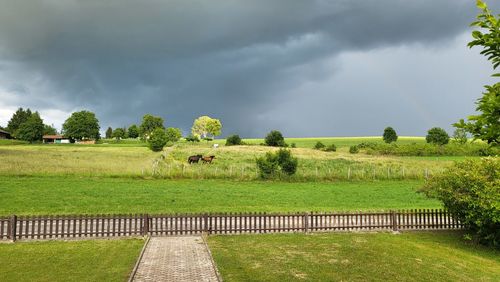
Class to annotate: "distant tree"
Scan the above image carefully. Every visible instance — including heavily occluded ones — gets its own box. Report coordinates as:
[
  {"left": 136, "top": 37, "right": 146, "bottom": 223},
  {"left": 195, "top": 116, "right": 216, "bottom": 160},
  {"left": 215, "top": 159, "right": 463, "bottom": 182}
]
[
  {"left": 128, "top": 124, "right": 139, "bottom": 138},
  {"left": 62, "top": 110, "right": 100, "bottom": 140},
  {"left": 426, "top": 127, "right": 450, "bottom": 145},
  {"left": 454, "top": 1, "right": 500, "bottom": 145},
  {"left": 147, "top": 128, "right": 168, "bottom": 152},
  {"left": 165, "top": 127, "right": 182, "bottom": 143},
  {"left": 264, "top": 130, "right": 286, "bottom": 147},
  {"left": 191, "top": 116, "right": 222, "bottom": 139},
  {"left": 140, "top": 114, "right": 164, "bottom": 139},
  {"left": 112, "top": 128, "right": 125, "bottom": 140},
  {"left": 43, "top": 124, "right": 58, "bottom": 135},
  {"left": 452, "top": 128, "right": 468, "bottom": 144},
  {"left": 226, "top": 134, "right": 243, "bottom": 146},
  {"left": 7, "top": 107, "right": 32, "bottom": 136},
  {"left": 105, "top": 127, "right": 113, "bottom": 139},
  {"left": 16, "top": 112, "right": 44, "bottom": 142},
  {"left": 313, "top": 141, "right": 325, "bottom": 150},
  {"left": 185, "top": 134, "right": 200, "bottom": 143},
  {"left": 122, "top": 127, "right": 129, "bottom": 139},
  {"left": 383, "top": 127, "right": 398, "bottom": 143}
]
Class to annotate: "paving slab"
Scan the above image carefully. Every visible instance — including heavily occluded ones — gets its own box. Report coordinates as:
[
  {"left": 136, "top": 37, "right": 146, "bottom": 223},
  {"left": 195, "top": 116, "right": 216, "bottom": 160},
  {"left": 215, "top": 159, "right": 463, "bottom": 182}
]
[{"left": 132, "top": 236, "right": 220, "bottom": 282}]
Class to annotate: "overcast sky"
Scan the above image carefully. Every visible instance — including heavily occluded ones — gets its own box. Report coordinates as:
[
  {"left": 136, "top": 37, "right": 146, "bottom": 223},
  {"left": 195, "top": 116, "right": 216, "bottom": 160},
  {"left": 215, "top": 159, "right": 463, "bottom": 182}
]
[{"left": 0, "top": 0, "right": 498, "bottom": 137}]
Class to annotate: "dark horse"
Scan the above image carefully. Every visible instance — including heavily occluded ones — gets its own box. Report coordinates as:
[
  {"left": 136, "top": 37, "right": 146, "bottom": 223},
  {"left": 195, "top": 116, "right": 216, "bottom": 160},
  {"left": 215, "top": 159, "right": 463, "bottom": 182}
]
[
  {"left": 202, "top": 155, "right": 215, "bottom": 164},
  {"left": 187, "top": 154, "right": 203, "bottom": 164}
]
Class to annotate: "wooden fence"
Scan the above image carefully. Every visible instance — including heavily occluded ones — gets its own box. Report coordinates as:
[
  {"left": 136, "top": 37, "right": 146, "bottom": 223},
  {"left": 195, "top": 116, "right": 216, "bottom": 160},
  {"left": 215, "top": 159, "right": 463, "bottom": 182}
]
[{"left": 0, "top": 209, "right": 463, "bottom": 242}]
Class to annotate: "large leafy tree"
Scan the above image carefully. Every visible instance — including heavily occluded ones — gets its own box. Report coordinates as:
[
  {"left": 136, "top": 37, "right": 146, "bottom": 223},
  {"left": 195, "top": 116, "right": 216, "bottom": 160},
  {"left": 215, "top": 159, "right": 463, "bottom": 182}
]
[
  {"left": 191, "top": 116, "right": 222, "bottom": 139},
  {"left": 6, "top": 107, "right": 32, "bottom": 136},
  {"left": 140, "top": 114, "right": 164, "bottom": 138},
  {"left": 165, "top": 127, "right": 182, "bottom": 143},
  {"left": 16, "top": 112, "right": 44, "bottom": 142},
  {"left": 105, "top": 127, "right": 113, "bottom": 139},
  {"left": 455, "top": 1, "right": 500, "bottom": 145},
  {"left": 43, "top": 124, "right": 58, "bottom": 135},
  {"left": 62, "top": 110, "right": 100, "bottom": 140},
  {"left": 383, "top": 127, "right": 398, "bottom": 144},
  {"left": 112, "top": 128, "right": 125, "bottom": 140},
  {"left": 128, "top": 124, "right": 139, "bottom": 138}
]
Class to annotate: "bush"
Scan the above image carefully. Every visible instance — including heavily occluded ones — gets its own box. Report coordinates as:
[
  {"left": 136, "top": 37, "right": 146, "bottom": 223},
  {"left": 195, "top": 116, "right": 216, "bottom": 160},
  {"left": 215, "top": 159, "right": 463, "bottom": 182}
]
[
  {"left": 290, "top": 143, "right": 296, "bottom": 148},
  {"left": 383, "top": 127, "right": 398, "bottom": 143},
  {"left": 165, "top": 127, "right": 182, "bottom": 143},
  {"left": 147, "top": 128, "right": 168, "bottom": 152},
  {"left": 426, "top": 127, "right": 450, "bottom": 145},
  {"left": 452, "top": 128, "right": 468, "bottom": 144},
  {"left": 324, "top": 144, "right": 337, "bottom": 152},
  {"left": 226, "top": 134, "right": 242, "bottom": 146},
  {"left": 256, "top": 149, "right": 298, "bottom": 179},
  {"left": 313, "top": 141, "right": 325, "bottom": 150},
  {"left": 185, "top": 134, "right": 200, "bottom": 143},
  {"left": 349, "top": 145, "right": 359, "bottom": 154},
  {"left": 264, "top": 130, "right": 286, "bottom": 147},
  {"left": 421, "top": 158, "right": 500, "bottom": 248}
]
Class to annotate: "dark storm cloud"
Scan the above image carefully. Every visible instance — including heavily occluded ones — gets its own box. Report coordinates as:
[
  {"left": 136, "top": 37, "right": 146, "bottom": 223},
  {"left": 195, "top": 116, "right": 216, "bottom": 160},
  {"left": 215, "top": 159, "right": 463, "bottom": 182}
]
[{"left": 0, "top": 0, "right": 495, "bottom": 136}]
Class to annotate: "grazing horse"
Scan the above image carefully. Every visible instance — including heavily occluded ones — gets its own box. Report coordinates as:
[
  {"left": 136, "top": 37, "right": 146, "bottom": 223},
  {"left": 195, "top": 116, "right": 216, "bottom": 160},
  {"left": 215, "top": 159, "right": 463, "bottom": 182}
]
[
  {"left": 202, "top": 155, "right": 216, "bottom": 164},
  {"left": 188, "top": 154, "right": 203, "bottom": 164}
]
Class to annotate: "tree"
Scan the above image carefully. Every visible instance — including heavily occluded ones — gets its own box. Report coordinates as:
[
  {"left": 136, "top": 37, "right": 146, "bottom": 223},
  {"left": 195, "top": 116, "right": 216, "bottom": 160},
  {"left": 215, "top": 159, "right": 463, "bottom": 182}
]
[
  {"left": 140, "top": 114, "right": 164, "bottom": 138},
  {"left": 454, "top": 1, "right": 500, "bottom": 145},
  {"left": 62, "top": 110, "right": 100, "bottom": 140},
  {"left": 185, "top": 134, "right": 200, "bottom": 143},
  {"left": 383, "top": 127, "right": 398, "bottom": 143},
  {"left": 7, "top": 108, "right": 32, "bottom": 136},
  {"left": 264, "top": 130, "right": 286, "bottom": 147},
  {"left": 43, "top": 124, "right": 58, "bottom": 135},
  {"left": 16, "top": 112, "right": 44, "bottom": 142},
  {"left": 105, "top": 127, "right": 113, "bottom": 139},
  {"left": 453, "top": 128, "right": 468, "bottom": 144},
  {"left": 128, "top": 124, "right": 139, "bottom": 138},
  {"left": 256, "top": 149, "right": 298, "bottom": 179},
  {"left": 147, "top": 128, "right": 168, "bottom": 152},
  {"left": 112, "top": 128, "right": 125, "bottom": 140},
  {"left": 421, "top": 158, "right": 499, "bottom": 247},
  {"left": 426, "top": 127, "right": 450, "bottom": 145},
  {"left": 165, "top": 127, "right": 182, "bottom": 143},
  {"left": 226, "top": 134, "right": 242, "bottom": 146},
  {"left": 191, "top": 116, "right": 222, "bottom": 139}
]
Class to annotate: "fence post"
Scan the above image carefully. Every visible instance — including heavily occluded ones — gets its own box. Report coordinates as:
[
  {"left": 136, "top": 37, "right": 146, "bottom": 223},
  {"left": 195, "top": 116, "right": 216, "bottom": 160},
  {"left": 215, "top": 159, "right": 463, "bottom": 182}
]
[
  {"left": 303, "top": 212, "right": 309, "bottom": 233},
  {"left": 143, "top": 214, "right": 149, "bottom": 236},
  {"left": 391, "top": 211, "right": 398, "bottom": 231},
  {"left": 10, "top": 215, "right": 17, "bottom": 242},
  {"left": 203, "top": 213, "right": 209, "bottom": 235}
]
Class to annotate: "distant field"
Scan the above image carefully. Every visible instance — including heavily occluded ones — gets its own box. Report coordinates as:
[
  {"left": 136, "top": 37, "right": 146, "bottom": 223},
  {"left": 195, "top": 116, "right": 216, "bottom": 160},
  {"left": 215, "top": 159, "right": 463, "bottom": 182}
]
[
  {"left": 0, "top": 177, "right": 439, "bottom": 215},
  {"left": 208, "top": 231, "right": 500, "bottom": 282},
  {"left": 242, "top": 136, "right": 427, "bottom": 148},
  {"left": 0, "top": 239, "right": 143, "bottom": 282}
]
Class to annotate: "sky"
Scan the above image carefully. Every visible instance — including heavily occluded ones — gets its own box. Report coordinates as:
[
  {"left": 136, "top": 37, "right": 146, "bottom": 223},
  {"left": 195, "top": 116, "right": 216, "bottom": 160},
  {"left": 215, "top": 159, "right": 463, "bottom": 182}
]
[{"left": 0, "top": 0, "right": 498, "bottom": 138}]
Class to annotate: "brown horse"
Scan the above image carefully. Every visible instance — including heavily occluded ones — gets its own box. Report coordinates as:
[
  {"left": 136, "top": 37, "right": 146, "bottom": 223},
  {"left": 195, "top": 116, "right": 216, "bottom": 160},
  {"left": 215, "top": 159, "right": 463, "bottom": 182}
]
[
  {"left": 188, "top": 154, "right": 203, "bottom": 164},
  {"left": 202, "top": 155, "right": 215, "bottom": 164}
]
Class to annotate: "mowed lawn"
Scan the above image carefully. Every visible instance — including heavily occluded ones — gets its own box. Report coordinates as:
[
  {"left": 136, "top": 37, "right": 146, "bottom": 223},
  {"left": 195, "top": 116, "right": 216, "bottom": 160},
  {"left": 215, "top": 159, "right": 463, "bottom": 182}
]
[
  {"left": 0, "top": 177, "right": 439, "bottom": 215},
  {"left": 208, "top": 231, "right": 500, "bottom": 282},
  {"left": 0, "top": 238, "right": 144, "bottom": 282}
]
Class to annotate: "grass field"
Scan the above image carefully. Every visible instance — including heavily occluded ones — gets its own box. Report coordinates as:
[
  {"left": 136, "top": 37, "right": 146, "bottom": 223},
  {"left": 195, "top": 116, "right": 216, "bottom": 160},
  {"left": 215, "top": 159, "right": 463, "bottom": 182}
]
[
  {"left": 0, "top": 177, "right": 439, "bottom": 215},
  {"left": 208, "top": 231, "right": 500, "bottom": 282},
  {"left": 0, "top": 137, "right": 467, "bottom": 181},
  {"left": 0, "top": 238, "right": 144, "bottom": 282}
]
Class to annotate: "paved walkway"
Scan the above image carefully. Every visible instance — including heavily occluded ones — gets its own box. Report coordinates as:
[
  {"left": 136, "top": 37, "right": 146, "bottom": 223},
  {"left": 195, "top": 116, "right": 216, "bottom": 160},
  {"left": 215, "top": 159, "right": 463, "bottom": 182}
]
[{"left": 132, "top": 236, "right": 220, "bottom": 282}]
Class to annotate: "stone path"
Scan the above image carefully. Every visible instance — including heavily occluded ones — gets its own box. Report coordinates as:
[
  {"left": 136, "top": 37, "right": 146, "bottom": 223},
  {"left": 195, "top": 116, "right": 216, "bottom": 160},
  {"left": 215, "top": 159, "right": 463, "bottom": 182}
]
[{"left": 132, "top": 236, "right": 220, "bottom": 282}]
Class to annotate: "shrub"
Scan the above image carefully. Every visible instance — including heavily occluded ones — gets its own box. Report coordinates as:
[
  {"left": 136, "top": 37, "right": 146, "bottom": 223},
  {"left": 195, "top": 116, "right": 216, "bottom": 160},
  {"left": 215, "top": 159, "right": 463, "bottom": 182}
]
[
  {"left": 147, "top": 128, "right": 168, "bottom": 152},
  {"left": 290, "top": 143, "right": 297, "bottom": 148},
  {"left": 185, "top": 134, "right": 200, "bottom": 143},
  {"left": 264, "top": 130, "right": 286, "bottom": 147},
  {"left": 324, "top": 144, "right": 337, "bottom": 152},
  {"left": 226, "top": 134, "right": 242, "bottom": 146},
  {"left": 313, "top": 141, "right": 325, "bottom": 150},
  {"left": 421, "top": 158, "right": 500, "bottom": 248},
  {"left": 383, "top": 127, "right": 398, "bottom": 143},
  {"left": 256, "top": 149, "right": 298, "bottom": 179},
  {"left": 426, "top": 127, "right": 450, "bottom": 145},
  {"left": 349, "top": 145, "right": 359, "bottom": 154}
]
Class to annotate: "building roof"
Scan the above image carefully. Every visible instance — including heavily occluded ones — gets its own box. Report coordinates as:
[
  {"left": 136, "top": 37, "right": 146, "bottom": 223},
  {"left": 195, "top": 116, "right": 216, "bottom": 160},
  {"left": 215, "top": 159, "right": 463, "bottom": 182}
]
[
  {"left": 0, "top": 129, "right": 10, "bottom": 135},
  {"left": 42, "top": 135, "right": 65, "bottom": 139}
]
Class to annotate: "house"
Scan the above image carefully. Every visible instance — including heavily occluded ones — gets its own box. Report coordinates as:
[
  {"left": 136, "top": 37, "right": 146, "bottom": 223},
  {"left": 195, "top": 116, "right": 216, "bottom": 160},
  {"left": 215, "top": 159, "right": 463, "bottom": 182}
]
[
  {"left": 43, "top": 135, "right": 70, "bottom": 144},
  {"left": 0, "top": 129, "right": 11, "bottom": 139}
]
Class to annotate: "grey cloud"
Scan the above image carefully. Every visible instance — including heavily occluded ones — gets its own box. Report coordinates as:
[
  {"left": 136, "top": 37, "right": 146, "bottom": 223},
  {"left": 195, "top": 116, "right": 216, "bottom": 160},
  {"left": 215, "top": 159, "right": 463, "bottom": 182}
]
[{"left": 0, "top": 0, "right": 496, "bottom": 136}]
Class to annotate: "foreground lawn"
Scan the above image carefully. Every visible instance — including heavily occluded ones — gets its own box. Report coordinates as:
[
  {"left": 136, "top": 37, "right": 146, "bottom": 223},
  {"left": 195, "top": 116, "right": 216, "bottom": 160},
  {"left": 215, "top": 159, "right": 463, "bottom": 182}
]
[
  {"left": 0, "top": 238, "right": 144, "bottom": 282},
  {"left": 208, "top": 231, "right": 500, "bottom": 282},
  {"left": 0, "top": 177, "right": 439, "bottom": 215}
]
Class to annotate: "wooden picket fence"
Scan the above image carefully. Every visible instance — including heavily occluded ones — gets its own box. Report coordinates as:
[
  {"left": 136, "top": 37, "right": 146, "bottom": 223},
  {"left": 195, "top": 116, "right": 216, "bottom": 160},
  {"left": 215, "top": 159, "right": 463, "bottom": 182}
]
[{"left": 0, "top": 209, "right": 463, "bottom": 242}]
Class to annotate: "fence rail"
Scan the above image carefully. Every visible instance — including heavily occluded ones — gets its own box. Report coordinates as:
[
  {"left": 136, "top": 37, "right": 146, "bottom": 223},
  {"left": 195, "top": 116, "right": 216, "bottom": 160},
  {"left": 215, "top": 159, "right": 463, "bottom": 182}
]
[{"left": 0, "top": 209, "right": 463, "bottom": 241}]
